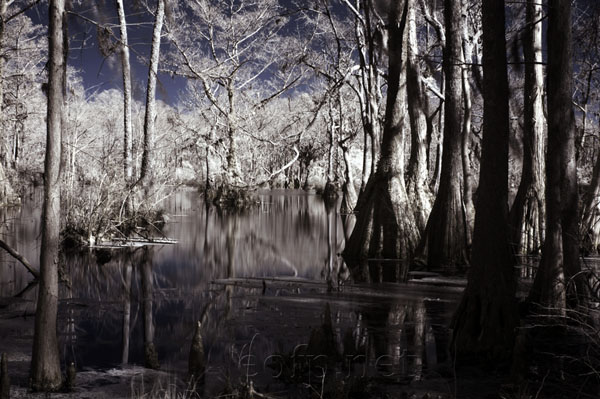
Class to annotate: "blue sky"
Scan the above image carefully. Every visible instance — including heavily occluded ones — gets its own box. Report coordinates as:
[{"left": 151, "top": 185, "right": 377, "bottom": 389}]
[{"left": 28, "top": 0, "right": 187, "bottom": 105}]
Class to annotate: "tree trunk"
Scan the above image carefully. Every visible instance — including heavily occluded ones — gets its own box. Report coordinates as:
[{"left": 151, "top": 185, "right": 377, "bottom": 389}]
[
  {"left": 360, "top": 129, "right": 369, "bottom": 196},
  {"left": 364, "top": 1, "right": 381, "bottom": 180},
  {"left": 59, "top": 4, "right": 69, "bottom": 181},
  {"left": 224, "top": 80, "right": 242, "bottom": 186},
  {"left": 350, "top": 0, "right": 382, "bottom": 196},
  {"left": 340, "top": 141, "right": 357, "bottom": 214},
  {"left": 327, "top": 101, "right": 336, "bottom": 185},
  {"left": 419, "top": 0, "right": 467, "bottom": 272},
  {"left": 406, "top": 0, "right": 432, "bottom": 232},
  {"left": 529, "top": 0, "right": 585, "bottom": 311},
  {"left": 509, "top": 0, "right": 545, "bottom": 255},
  {"left": 429, "top": 89, "right": 444, "bottom": 193},
  {"left": 460, "top": 7, "right": 474, "bottom": 244},
  {"left": 337, "top": 90, "right": 356, "bottom": 212},
  {"left": 31, "top": 0, "right": 64, "bottom": 390},
  {"left": 343, "top": 0, "right": 418, "bottom": 277},
  {"left": 451, "top": 0, "right": 517, "bottom": 362},
  {"left": 140, "top": 0, "right": 165, "bottom": 190},
  {"left": 116, "top": 0, "right": 133, "bottom": 197}
]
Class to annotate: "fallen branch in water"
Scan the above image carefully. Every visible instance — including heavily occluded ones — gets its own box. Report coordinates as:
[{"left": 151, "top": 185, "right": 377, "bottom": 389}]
[{"left": 0, "top": 238, "right": 39, "bottom": 279}]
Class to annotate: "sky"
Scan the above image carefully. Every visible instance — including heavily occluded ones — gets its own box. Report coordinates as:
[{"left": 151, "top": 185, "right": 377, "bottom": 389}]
[
  {"left": 27, "top": 0, "right": 188, "bottom": 105},
  {"left": 23, "top": 0, "right": 349, "bottom": 107}
]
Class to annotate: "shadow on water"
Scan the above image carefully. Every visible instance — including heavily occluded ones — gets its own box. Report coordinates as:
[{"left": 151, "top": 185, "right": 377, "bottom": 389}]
[{"left": 0, "top": 188, "right": 464, "bottom": 397}]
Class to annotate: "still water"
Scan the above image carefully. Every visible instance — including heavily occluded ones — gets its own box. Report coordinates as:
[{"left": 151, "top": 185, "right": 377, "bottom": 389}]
[{"left": 0, "top": 188, "right": 461, "bottom": 395}]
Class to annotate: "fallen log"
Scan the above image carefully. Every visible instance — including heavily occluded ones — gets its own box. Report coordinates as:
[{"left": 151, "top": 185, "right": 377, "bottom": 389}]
[{"left": 0, "top": 238, "right": 39, "bottom": 279}]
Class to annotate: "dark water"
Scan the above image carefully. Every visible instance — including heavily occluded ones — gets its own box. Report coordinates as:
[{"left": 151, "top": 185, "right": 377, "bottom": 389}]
[{"left": 0, "top": 188, "right": 463, "bottom": 396}]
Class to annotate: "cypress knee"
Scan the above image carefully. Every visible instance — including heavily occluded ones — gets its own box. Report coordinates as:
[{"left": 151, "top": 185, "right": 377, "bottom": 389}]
[{"left": 189, "top": 321, "right": 205, "bottom": 379}]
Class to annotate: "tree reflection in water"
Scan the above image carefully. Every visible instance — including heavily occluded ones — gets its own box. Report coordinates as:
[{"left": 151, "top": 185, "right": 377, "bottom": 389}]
[{"left": 0, "top": 189, "right": 459, "bottom": 396}]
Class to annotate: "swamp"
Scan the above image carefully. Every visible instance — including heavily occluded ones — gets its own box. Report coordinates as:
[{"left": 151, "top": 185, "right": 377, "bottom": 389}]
[{"left": 0, "top": 0, "right": 600, "bottom": 398}]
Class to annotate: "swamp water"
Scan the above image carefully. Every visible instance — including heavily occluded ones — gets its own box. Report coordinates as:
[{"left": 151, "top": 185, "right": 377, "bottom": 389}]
[{"left": 0, "top": 189, "right": 463, "bottom": 397}]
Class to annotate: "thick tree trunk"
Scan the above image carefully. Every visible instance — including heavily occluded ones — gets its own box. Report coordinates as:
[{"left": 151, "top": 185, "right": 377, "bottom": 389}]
[
  {"left": 529, "top": 0, "right": 585, "bottom": 311},
  {"left": 451, "top": 0, "right": 517, "bottom": 362},
  {"left": 116, "top": 0, "right": 133, "bottom": 194},
  {"left": 31, "top": 0, "right": 64, "bottom": 390},
  {"left": 364, "top": 1, "right": 381, "bottom": 180},
  {"left": 419, "top": 0, "right": 467, "bottom": 272},
  {"left": 140, "top": 0, "right": 165, "bottom": 190},
  {"left": 350, "top": 0, "right": 382, "bottom": 196},
  {"left": 224, "top": 81, "right": 242, "bottom": 186},
  {"left": 343, "top": 0, "right": 417, "bottom": 278},
  {"left": 460, "top": 8, "right": 474, "bottom": 243},
  {"left": 406, "top": 0, "right": 432, "bottom": 232},
  {"left": 509, "top": 0, "right": 545, "bottom": 255}
]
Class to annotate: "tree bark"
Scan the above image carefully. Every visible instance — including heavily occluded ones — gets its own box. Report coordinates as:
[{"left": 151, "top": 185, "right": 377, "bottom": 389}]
[
  {"left": 343, "top": 0, "right": 418, "bottom": 278},
  {"left": 406, "top": 0, "right": 432, "bottom": 232},
  {"left": 340, "top": 140, "right": 357, "bottom": 214},
  {"left": 224, "top": 79, "right": 242, "bottom": 186},
  {"left": 140, "top": 0, "right": 165, "bottom": 190},
  {"left": 326, "top": 100, "right": 337, "bottom": 185},
  {"left": 451, "top": 0, "right": 517, "bottom": 362},
  {"left": 529, "top": 0, "right": 585, "bottom": 311},
  {"left": 338, "top": 92, "right": 357, "bottom": 212},
  {"left": 460, "top": 7, "right": 474, "bottom": 244},
  {"left": 116, "top": 0, "right": 133, "bottom": 196},
  {"left": 363, "top": 0, "right": 381, "bottom": 181},
  {"left": 509, "top": 0, "right": 545, "bottom": 255},
  {"left": 31, "top": 0, "right": 64, "bottom": 390},
  {"left": 348, "top": 0, "right": 382, "bottom": 196},
  {"left": 419, "top": 0, "right": 468, "bottom": 272}
]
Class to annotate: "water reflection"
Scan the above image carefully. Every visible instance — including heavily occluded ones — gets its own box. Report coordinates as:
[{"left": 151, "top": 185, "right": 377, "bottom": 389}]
[
  {"left": 140, "top": 248, "right": 159, "bottom": 369},
  {"left": 121, "top": 254, "right": 132, "bottom": 365},
  {"left": 0, "top": 189, "right": 460, "bottom": 395}
]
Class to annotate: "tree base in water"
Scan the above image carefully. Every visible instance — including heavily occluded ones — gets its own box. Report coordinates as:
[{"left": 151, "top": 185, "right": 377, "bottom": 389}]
[
  {"left": 211, "top": 185, "right": 257, "bottom": 210},
  {"left": 144, "top": 343, "right": 160, "bottom": 370},
  {"left": 319, "top": 181, "right": 340, "bottom": 201}
]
